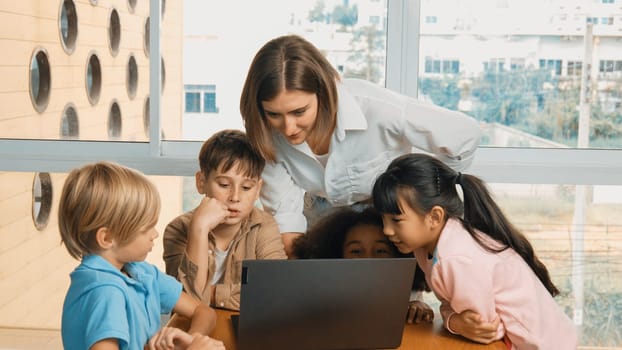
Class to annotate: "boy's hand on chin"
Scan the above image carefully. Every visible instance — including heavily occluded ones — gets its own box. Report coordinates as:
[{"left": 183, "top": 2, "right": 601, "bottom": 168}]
[{"left": 191, "top": 197, "right": 229, "bottom": 233}]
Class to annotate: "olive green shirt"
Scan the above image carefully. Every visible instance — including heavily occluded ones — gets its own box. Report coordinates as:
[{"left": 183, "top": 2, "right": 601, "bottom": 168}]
[{"left": 163, "top": 207, "right": 287, "bottom": 310}]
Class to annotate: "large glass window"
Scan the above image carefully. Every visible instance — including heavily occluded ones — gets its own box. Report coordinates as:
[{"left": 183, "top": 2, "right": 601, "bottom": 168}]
[
  {"left": 417, "top": 1, "right": 622, "bottom": 346},
  {"left": 1, "top": 2, "right": 622, "bottom": 348},
  {"left": 419, "top": 0, "right": 622, "bottom": 150},
  {"left": 179, "top": 0, "right": 388, "bottom": 140}
]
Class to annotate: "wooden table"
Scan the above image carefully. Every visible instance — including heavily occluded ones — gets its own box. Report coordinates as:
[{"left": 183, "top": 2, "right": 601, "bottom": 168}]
[{"left": 168, "top": 309, "right": 506, "bottom": 350}]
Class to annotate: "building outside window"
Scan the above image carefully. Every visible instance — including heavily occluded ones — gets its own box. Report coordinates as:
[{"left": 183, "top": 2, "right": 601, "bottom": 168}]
[
  {"left": 599, "top": 59, "right": 622, "bottom": 73},
  {"left": 539, "top": 59, "right": 562, "bottom": 76},
  {"left": 203, "top": 91, "right": 218, "bottom": 113},
  {"left": 184, "top": 84, "right": 218, "bottom": 114},
  {"left": 185, "top": 91, "right": 200, "bottom": 113},
  {"left": 425, "top": 57, "right": 459, "bottom": 74},
  {"left": 567, "top": 60, "right": 583, "bottom": 76}
]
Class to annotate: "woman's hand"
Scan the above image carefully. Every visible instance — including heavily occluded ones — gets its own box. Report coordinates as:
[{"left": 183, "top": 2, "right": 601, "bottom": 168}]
[
  {"left": 406, "top": 300, "right": 434, "bottom": 324},
  {"left": 449, "top": 310, "right": 501, "bottom": 344}
]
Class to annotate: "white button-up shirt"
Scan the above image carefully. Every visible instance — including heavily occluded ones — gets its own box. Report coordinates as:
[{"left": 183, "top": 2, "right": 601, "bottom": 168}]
[{"left": 260, "top": 78, "right": 482, "bottom": 233}]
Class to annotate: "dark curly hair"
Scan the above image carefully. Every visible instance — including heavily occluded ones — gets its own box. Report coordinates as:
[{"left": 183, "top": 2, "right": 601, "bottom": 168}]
[{"left": 292, "top": 207, "right": 429, "bottom": 292}]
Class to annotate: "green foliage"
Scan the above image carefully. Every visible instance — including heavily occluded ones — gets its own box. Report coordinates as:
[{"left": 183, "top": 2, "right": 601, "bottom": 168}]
[
  {"left": 470, "top": 68, "right": 549, "bottom": 125},
  {"left": 422, "top": 68, "right": 622, "bottom": 148},
  {"left": 419, "top": 77, "right": 461, "bottom": 110},
  {"left": 528, "top": 78, "right": 580, "bottom": 142},
  {"left": 555, "top": 264, "right": 622, "bottom": 346},
  {"left": 581, "top": 288, "right": 622, "bottom": 346},
  {"left": 331, "top": 3, "right": 358, "bottom": 28},
  {"left": 344, "top": 25, "right": 385, "bottom": 84},
  {"left": 308, "top": 0, "right": 326, "bottom": 23},
  {"left": 590, "top": 102, "right": 622, "bottom": 144}
]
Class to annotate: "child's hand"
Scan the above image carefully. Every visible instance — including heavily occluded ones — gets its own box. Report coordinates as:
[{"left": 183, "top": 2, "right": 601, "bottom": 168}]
[
  {"left": 449, "top": 310, "right": 501, "bottom": 344},
  {"left": 145, "top": 326, "right": 192, "bottom": 350},
  {"left": 186, "top": 333, "right": 226, "bottom": 350},
  {"left": 406, "top": 300, "right": 434, "bottom": 324},
  {"left": 191, "top": 197, "right": 229, "bottom": 233}
]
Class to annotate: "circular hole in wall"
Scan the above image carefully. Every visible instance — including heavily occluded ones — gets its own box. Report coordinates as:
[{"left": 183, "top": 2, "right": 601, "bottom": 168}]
[
  {"left": 161, "top": 57, "right": 166, "bottom": 91},
  {"left": 144, "top": 17, "right": 150, "bottom": 57},
  {"left": 29, "top": 48, "right": 51, "bottom": 113},
  {"left": 108, "top": 100, "right": 122, "bottom": 138},
  {"left": 59, "top": 0, "right": 78, "bottom": 54},
  {"left": 60, "top": 103, "right": 79, "bottom": 138},
  {"left": 32, "top": 172, "right": 53, "bottom": 231},
  {"left": 108, "top": 8, "right": 121, "bottom": 56},
  {"left": 86, "top": 52, "right": 102, "bottom": 105},
  {"left": 127, "top": 54, "right": 138, "bottom": 99},
  {"left": 143, "top": 95, "right": 150, "bottom": 136},
  {"left": 142, "top": 96, "right": 165, "bottom": 139}
]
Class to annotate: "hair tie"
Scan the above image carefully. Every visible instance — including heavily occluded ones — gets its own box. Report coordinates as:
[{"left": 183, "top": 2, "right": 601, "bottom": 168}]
[
  {"left": 435, "top": 167, "right": 441, "bottom": 196},
  {"left": 455, "top": 172, "right": 465, "bottom": 203}
]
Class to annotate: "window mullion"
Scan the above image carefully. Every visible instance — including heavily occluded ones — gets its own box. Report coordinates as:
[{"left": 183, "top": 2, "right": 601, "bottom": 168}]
[
  {"left": 149, "top": 0, "right": 162, "bottom": 157},
  {"left": 386, "top": 0, "right": 420, "bottom": 97}
]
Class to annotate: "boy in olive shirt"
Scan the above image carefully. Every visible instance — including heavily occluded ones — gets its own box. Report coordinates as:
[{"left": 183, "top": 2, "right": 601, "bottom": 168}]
[{"left": 164, "top": 130, "right": 286, "bottom": 311}]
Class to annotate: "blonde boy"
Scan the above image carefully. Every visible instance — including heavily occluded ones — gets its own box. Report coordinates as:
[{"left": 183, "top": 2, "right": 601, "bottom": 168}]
[
  {"left": 164, "top": 130, "right": 286, "bottom": 311},
  {"left": 59, "top": 161, "right": 224, "bottom": 350}
]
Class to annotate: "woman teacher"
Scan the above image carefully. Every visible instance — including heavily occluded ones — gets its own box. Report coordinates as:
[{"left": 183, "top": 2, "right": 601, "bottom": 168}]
[{"left": 240, "top": 34, "right": 481, "bottom": 257}]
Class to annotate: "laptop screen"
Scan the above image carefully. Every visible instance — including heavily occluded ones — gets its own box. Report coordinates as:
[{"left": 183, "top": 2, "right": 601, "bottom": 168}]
[{"left": 236, "top": 258, "right": 417, "bottom": 350}]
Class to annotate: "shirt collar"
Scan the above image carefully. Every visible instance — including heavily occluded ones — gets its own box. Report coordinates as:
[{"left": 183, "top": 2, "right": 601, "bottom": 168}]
[
  {"left": 335, "top": 80, "right": 367, "bottom": 141},
  {"left": 82, "top": 254, "right": 122, "bottom": 274},
  {"left": 235, "top": 207, "right": 265, "bottom": 238},
  {"left": 81, "top": 254, "right": 142, "bottom": 286}
]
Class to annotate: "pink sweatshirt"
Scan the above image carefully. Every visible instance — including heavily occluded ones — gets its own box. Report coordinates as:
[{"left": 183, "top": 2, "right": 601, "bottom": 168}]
[{"left": 415, "top": 218, "right": 578, "bottom": 350}]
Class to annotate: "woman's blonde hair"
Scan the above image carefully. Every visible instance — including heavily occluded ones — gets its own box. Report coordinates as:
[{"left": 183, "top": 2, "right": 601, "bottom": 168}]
[
  {"left": 240, "top": 34, "right": 340, "bottom": 161},
  {"left": 58, "top": 161, "right": 161, "bottom": 260}
]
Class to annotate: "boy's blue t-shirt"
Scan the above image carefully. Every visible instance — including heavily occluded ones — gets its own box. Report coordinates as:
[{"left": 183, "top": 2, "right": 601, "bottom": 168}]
[{"left": 61, "top": 255, "right": 182, "bottom": 350}]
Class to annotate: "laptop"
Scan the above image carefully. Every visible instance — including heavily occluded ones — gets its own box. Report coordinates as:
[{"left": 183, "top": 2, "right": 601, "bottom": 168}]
[{"left": 233, "top": 258, "right": 417, "bottom": 350}]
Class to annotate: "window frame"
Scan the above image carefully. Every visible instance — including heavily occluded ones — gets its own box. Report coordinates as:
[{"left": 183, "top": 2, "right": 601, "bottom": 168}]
[{"left": 1, "top": 0, "right": 622, "bottom": 187}]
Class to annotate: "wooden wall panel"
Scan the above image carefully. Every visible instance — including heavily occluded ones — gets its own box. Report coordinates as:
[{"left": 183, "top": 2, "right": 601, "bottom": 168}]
[
  {"left": 0, "top": 0, "right": 179, "bottom": 140},
  {"left": 0, "top": 172, "right": 31, "bottom": 201},
  {"left": 0, "top": 185, "right": 30, "bottom": 228},
  {"left": 0, "top": 0, "right": 184, "bottom": 331}
]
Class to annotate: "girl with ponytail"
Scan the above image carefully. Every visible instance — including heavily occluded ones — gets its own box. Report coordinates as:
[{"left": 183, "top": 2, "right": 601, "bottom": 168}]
[{"left": 372, "top": 153, "right": 577, "bottom": 350}]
